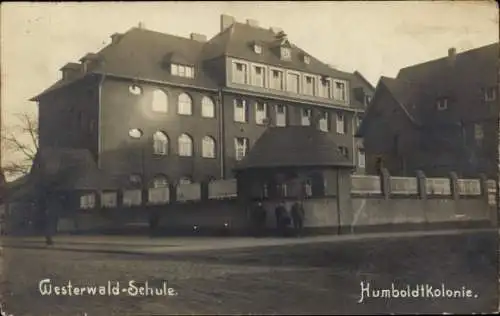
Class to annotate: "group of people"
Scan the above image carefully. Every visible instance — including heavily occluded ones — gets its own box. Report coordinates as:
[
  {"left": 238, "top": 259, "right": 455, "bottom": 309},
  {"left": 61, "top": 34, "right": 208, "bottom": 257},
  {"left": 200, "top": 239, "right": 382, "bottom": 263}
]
[{"left": 250, "top": 200, "right": 305, "bottom": 237}]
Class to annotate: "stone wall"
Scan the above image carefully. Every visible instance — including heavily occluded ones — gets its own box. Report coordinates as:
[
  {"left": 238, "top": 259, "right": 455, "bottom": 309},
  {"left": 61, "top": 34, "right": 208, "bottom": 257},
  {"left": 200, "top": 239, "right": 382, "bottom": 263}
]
[{"left": 47, "top": 170, "right": 498, "bottom": 235}]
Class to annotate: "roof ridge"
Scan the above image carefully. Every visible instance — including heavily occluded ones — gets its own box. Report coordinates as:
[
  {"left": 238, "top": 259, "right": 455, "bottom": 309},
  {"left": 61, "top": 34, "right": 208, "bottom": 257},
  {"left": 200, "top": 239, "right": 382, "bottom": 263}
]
[{"left": 398, "top": 42, "right": 499, "bottom": 75}]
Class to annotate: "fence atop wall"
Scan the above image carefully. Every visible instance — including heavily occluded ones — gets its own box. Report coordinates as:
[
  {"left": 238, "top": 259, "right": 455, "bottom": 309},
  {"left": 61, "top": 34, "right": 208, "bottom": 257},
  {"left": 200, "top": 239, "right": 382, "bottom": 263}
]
[
  {"left": 350, "top": 171, "right": 494, "bottom": 205},
  {"left": 78, "top": 172, "right": 497, "bottom": 210}
]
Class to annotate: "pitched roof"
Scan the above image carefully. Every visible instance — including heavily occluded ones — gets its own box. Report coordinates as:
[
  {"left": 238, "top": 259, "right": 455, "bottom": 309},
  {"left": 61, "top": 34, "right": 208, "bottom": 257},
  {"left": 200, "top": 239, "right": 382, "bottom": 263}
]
[
  {"left": 32, "top": 27, "right": 219, "bottom": 100},
  {"left": 32, "top": 21, "right": 374, "bottom": 104},
  {"left": 31, "top": 148, "right": 118, "bottom": 190},
  {"left": 396, "top": 42, "right": 499, "bottom": 123},
  {"left": 234, "top": 126, "right": 354, "bottom": 170},
  {"left": 203, "top": 22, "right": 352, "bottom": 80}
]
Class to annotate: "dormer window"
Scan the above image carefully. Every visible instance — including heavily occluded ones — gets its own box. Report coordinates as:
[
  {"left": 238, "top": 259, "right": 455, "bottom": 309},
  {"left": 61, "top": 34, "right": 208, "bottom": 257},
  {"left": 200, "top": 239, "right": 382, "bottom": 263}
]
[
  {"left": 171, "top": 64, "right": 195, "bottom": 78},
  {"left": 281, "top": 47, "right": 292, "bottom": 61},
  {"left": 484, "top": 87, "right": 497, "bottom": 101},
  {"left": 254, "top": 44, "right": 262, "bottom": 54},
  {"left": 436, "top": 97, "right": 448, "bottom": 111},
  {"left": 303, "top": 55, "right": 310, "bottom": 64}
]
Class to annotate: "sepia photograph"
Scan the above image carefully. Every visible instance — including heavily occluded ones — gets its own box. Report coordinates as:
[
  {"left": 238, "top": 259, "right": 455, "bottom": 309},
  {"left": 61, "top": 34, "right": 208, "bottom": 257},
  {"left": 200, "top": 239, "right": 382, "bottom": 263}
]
[{"left": 0, "top": 1, "right": 499, "bottom": 315}]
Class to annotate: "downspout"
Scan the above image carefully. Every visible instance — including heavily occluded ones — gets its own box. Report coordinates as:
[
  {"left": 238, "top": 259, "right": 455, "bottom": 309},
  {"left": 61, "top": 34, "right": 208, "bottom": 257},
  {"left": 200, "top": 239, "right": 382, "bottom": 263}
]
[
  {"left": 352, "top": 114, "right": 356, "bottom": 172},
  {"left": 218, "top": 88, "right": 225, "bottom": 179},
  {"left": 97, "top": 73, "right": 106, "bottom": 170}
]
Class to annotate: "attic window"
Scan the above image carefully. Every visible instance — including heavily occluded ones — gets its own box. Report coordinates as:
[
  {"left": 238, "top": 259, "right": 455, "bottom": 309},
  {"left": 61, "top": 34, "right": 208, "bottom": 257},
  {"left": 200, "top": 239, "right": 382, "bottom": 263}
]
[
  {"left": 303, "top": 55, "right": 310, "bottom": 64},
  {"left": 484, "top": 87, "right": 497, "bottom": 101},
  {"left": 129, "top": 84, "right": 142, "bottom": 95},
  {"left": 436, "top": 98, "right": 448, "bottom": 111},
  {"left": 254, "top": 44, "right": 262, "bottom": 54},
  {"left": 171, "top": 64, "right": 195, "bottom": 78},
  {"left": 281, "top": 47, "right": 291, "bottom": 61}
]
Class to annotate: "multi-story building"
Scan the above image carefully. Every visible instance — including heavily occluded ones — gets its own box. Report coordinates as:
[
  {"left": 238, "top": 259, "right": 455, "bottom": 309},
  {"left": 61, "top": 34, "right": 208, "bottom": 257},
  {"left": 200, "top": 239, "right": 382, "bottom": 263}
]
[
  {"left": 31, "top": 14, "right": 374, "bottom": 192},
  {"left": 358, "top": 43, "right": 499, "bottom": 178}
]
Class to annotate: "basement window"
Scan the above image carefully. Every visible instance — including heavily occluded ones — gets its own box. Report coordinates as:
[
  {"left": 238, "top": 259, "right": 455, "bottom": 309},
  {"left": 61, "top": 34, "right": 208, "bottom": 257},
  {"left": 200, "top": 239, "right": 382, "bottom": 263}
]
[{"left": 436, "top": 98, "right": 448, "bottom": 111}]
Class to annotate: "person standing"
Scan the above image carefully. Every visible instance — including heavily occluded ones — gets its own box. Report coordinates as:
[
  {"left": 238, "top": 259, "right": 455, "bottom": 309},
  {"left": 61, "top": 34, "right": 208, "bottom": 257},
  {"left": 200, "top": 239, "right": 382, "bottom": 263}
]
[
  {"left": 274, "top": 201, "right": 289, "bottom": 237},
  {"left": 291, "top": 201, "right": 305, "bottom": 237},
  {"left": 256, "top": 202, "right": 267, "bottom": 237}
]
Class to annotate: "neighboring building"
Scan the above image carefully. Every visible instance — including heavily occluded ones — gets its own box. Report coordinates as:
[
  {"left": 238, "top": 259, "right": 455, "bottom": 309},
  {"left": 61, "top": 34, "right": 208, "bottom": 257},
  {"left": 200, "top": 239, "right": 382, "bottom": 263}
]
[
  {"left": 358, "top": 43, "right": 499, "bottom": 178},
  {"left": 31, "top": 14, "right": 374, "bottom": 193}
]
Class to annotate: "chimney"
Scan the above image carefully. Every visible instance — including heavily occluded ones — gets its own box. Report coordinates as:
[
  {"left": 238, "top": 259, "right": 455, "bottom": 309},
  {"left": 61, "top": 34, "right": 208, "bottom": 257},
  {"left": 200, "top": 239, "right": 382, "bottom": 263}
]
[
  {"left": 246, "top": 19, "right": 259, "bottom": 28},
  {"left": 138, "top": 22, "right": 145, "bottom": 29},
  {"left": 220, "top": 14, "right": 235, "bottom": 32},
  {"left": 111, "top": 33, "right": 123, "bottom": 44},
  {"left": 190, "top": 33, "right": 207, "bottom": 42},
  {"left": 270, "top": 27, "right": 283, "bottom": 34},
  {"left": 79, "top": 53, "right": 99, "bottom": 73},
  {"left": 60, "top": 63, "right": 82, "bottom": 80},
  {"left": 448, "top": 47, "right": 457, "bottom": 65}
]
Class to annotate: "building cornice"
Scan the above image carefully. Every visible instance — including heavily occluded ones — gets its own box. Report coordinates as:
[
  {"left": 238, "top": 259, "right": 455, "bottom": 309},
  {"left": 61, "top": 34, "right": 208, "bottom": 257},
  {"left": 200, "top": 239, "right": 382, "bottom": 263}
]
[
  {"left": 222, "top": 87, "right": 365, "bottom": 113},
  {"left": 95, "top": 72, "right": 219, "bottom": 92}
]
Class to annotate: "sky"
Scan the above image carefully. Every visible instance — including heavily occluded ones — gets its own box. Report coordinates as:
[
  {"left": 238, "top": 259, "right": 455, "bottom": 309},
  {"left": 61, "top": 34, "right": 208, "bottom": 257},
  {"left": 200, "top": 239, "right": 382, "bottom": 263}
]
[{"left": 0, "top": 1, "right": 498, "bottom": 176}]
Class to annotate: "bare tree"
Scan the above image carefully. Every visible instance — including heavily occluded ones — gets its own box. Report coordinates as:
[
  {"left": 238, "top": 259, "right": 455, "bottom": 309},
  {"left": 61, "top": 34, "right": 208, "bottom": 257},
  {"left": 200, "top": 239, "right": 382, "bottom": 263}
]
[{"left": 2, "top": 112, "right": 39, "bottom": 179}]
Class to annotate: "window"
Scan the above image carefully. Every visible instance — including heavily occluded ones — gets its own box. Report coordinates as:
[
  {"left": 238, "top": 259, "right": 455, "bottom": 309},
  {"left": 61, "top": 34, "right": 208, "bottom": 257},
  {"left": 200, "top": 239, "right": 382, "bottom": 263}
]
[
  {"left": 436, "top": 98, "right": 448, "bottom": 111},
  {"left": 303, "top": 55, "right": 310, "bottom": 64},
  {"left": 474, "top": 124, "right": 484, "bottom": 143},
  {"left": 123, "top": 190, "right": 142, "bottom": 206},
  {"left": 149, "top": 176, "right": 169, "bottom": 204},
  {"left": 235, "top": 137, "right": 249, "bottom": 161},
  {"left": 178, "top": 134, "right": 193, "bottom": 157},
  {"left": 304, "top": 180, "right": 312, "bottom": 197},
  {"left": 171, "top": 64, "right": 195, "bottom": 78},
  {"left": 89, "top": 120, "right": 96, "bottom": 133},
  {"left": 275, "top": 104, "right": 287, "bottom": 127},
  {"left": 364, "top": 95, "right": 372, "bottom": 106},
  {"left": 319, "top": 111, "right": 329, "bottom": 132},
  {"left": 185, "top": 66, "right": 194, "bottom": 79},
  {"left": 281, "top": 47, "right": 291, "bottom": 60},
  {"left": 320, "top": 78, "right": 332, "bottom": 98},
  {"left": 358, "top": 148, "right": 366, "bottom": 168},
  {"left": 255, "top": 102, "right": 268, "bottom": 125},
  {"left": 101, "top": 192, "right": 117, "bottom": 208},
  {"left": 254, "top": 44, "right": 262, "bottom": 54},
  {"left": 128, "top": 128, "right": 143, "bottom": 139},
  {"left": 270, "top": 69, "right": 284, "bottom": 90},
  {"left": 233, "top": 62, "right": 247, "bottom": 84},
  {"left": 80, "top": 193, "right": 96, "bottom": 209},
  {"left": 152, "top": 175, "right": 169, "bottom": 188},
  {"left": 202, "top": 136, "right": 216, "bottom": 158},
  {"left": 339, "top": 146, "right": 349, "bottom": 158},
  {"left": 153, "top": 131, "right": 168, "bottom": 155},
  {"left": 178, "top": 93, "right": 192, "bottom": 115},
  {"left": 333, "top": 80, "right": 347, "bottom": 101},
  {"left": 129, "top": 85, "right": 142, "bottom": 95},
  {"left": 233, "top": 99, "right": 247, "bottom": 123},
  {"left": 201, "top": 96, "right": 215, "bottom": 118},
  {"left": 78, "top": 111, "right": 86, "bottom": 130},
  {"left": 129, "top": 174, "right": 142, "bottom": 187},
  {"left": 252, "top": 65, "right": 266, "bottom": 87},
  {"left": 179, "top": 177, "right": 192, "bottom": 185},
  {"left": 152, "top": 89, "right": 168, "bottom": 113},
  {"left": 336, "top": 113, "right": 345, "bottom": 134},
  {"left": 278, "top": 183, "right": 288, "bottom": 198},
  {"left": 303, "top": 75, "right": 315, "bottom": 96},
  {"left": 484, "top": 87, "right": 497, "bottom": 101},
  {"left": 356, "top": 116, "right": 363, "bottom": 130},
  {"left": 287, "top": 72, "right": 300, "bottom": 93},
  {"left": 301, "top": 108, "right": 312, "bottom": 126}
]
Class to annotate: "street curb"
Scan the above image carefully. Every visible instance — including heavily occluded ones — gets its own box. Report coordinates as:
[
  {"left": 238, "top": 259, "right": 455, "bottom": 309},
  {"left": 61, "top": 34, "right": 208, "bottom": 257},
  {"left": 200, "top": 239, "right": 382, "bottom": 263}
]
[{"left": 1, "top": 227, "right": 496, "bottom": 256}]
